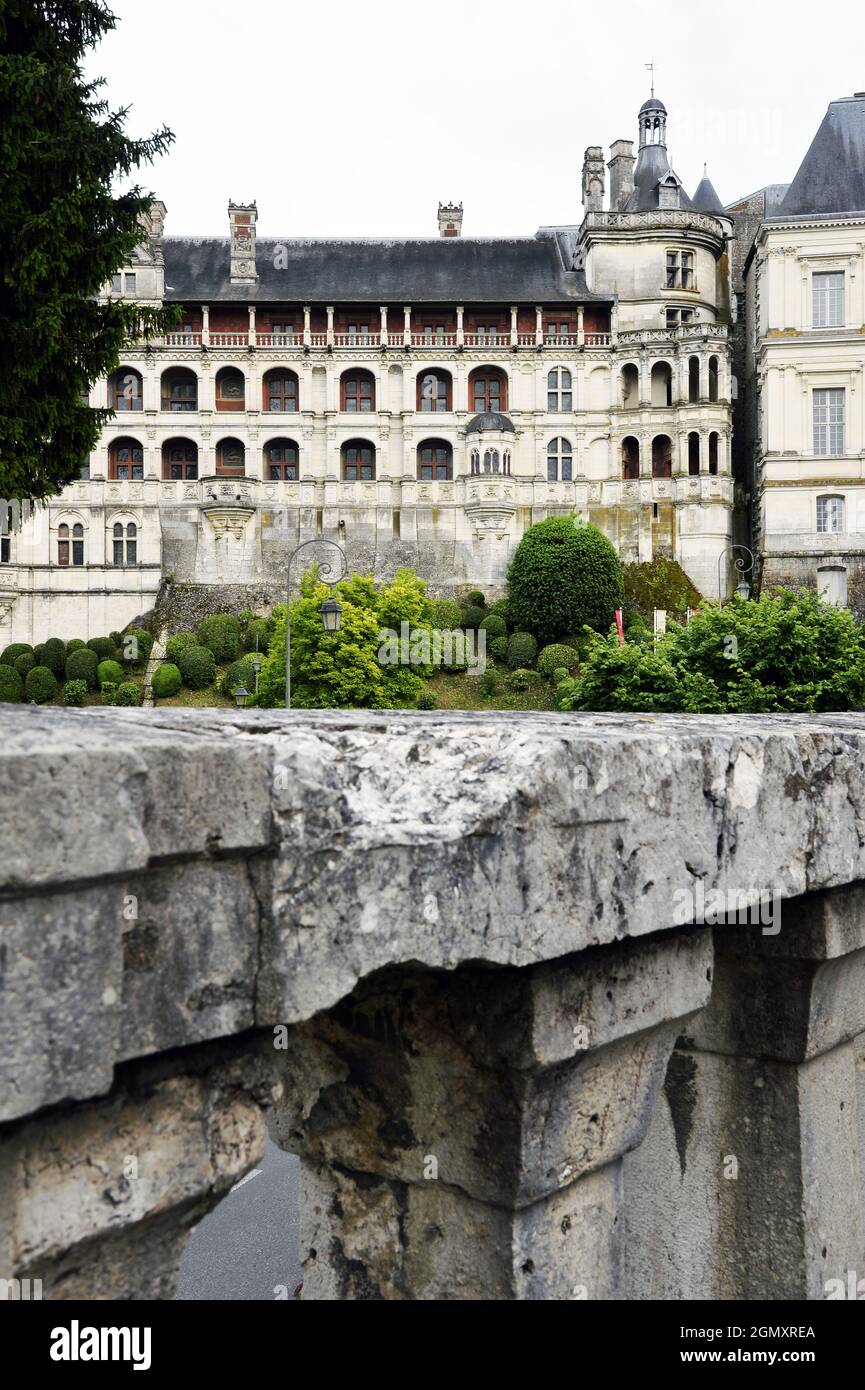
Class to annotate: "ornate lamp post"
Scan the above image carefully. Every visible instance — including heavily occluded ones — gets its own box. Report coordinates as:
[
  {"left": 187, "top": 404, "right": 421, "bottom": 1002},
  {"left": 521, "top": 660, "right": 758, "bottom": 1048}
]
[
  {"left": 285, "top": 539, "right": 348, "bottom": 709},
  {"left": 718, "top": 544, "right": 755, "bottom": 607}
]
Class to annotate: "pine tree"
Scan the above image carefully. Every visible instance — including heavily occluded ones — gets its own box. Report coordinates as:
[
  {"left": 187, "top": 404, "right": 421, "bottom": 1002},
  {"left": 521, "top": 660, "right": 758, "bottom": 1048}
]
[{"left": 0, "top": 0, "right": 178, "bottom": 500}]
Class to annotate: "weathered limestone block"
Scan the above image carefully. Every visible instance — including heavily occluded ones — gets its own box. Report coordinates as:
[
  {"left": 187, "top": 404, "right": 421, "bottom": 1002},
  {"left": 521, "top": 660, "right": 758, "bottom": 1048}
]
[
  {"left": 625, "top": 886, "right": 865, "bottom": 1300},
  {"left": 270, "top": 930, "right": 712, "bottom": 1300}
]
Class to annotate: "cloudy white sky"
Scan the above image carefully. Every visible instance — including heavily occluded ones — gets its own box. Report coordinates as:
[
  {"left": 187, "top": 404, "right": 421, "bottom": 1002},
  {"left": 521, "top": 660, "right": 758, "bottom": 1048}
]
[{"left": 86, "top": 0, "right": 865, "bottom": 238}]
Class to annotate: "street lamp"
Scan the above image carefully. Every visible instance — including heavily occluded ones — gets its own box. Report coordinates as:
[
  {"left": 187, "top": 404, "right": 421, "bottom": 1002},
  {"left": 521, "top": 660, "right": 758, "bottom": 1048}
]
[
  {"left": 285, "top": 538, "right": 348, "bottom": 709},
  {"left": 233, "top": 686, "right": 250, "bottom": 708},
  {"left": 718, "top": 544, "right": 755, "bottom": 608}
]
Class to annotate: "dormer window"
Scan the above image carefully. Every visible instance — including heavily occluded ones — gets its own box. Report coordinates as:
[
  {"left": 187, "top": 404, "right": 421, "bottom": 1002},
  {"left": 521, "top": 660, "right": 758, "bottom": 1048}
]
[{"left": 659, "top": 179, "right": 681, "bottom": 210}]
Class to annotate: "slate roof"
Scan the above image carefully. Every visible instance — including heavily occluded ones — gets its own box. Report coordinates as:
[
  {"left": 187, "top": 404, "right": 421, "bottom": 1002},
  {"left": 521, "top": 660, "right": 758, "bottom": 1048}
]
[
  {"left": 162, "top": 235, "right": 609, "bottom": 305},
  {"left": 692, "top": 172, "right": 725, "bottom": 214},
  {"left": 640, "top": 96, "right": 667, "bottom": 114},
  {"left": 465, "top": 412, "right": 516, "bottom": 434},
  {"left": 624, "top": 142, "right": 696, "bottom": 213},
  {"left": 779, "top": 96, "right": 865, "bottom": 217}
]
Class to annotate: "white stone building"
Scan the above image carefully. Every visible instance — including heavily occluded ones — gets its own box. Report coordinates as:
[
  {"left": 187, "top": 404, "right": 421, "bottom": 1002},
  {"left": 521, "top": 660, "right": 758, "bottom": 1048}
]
[
  {"left": 0, "top": 94, "right": 735, "bottom": 644},
  {"left": 741, "top": 93, "right": 865, "bottom": 612}
]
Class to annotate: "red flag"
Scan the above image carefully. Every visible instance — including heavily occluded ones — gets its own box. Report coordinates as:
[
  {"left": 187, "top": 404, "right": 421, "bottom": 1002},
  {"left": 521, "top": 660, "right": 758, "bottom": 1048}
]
[{"left": 615, "top": 610, "right": 625, "bottom": 646}]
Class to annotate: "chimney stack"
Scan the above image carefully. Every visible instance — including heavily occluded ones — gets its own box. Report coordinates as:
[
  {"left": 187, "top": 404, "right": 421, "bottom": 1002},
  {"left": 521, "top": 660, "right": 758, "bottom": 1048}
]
[
  {"left": 607, "top": 140, "right": 636, "bottom": 211},
  {"left": 581, "top": 147, "right": 605, "bottom": 218},
  {"left": 228, "top": 201, "right": 258, "bottom": 283},
  {"left": 438, "top": 202, "right": 463, "bottom": 237}
]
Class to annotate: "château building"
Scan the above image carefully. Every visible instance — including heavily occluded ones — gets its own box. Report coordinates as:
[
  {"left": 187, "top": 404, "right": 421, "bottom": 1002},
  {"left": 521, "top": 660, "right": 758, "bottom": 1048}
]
[{"left": 1, "top": 92, "right": 737, "bottom": 644}]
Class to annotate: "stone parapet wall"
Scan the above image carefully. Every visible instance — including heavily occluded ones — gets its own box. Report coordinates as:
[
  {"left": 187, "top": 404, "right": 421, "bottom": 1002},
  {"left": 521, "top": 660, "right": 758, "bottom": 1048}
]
[{"left": 2, "top": 708, "right": 865, "bottom": 1299}]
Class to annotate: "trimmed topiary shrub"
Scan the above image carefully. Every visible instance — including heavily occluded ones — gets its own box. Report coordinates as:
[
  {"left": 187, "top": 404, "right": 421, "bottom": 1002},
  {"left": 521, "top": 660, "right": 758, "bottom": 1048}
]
[
  {"left": 14, "top": 652, "right": 35, "bottom": 676},
  {"left": 509, "top": 668, "right": 533, "bottom": 692},
  {"left": 179, "top": 644, "right": 216, "bottom": 690},
  {"left": 429, "top": 599, "right": 463, "bottom": 631},
  {"left": 416, "top": 690, "right": 437, "bottom": 709},
  {"left": 109, "top": 631, "right": 123, "bottom": 647},
  {"left": 152, "top": 662, "right": 182, "bottom": 699},
  {"left": 97, "top": 658, "right": 124, "bottom": 690},
  {"left": 0, "top": 664, "right": 23, "bottom": 702},
  {"left": 34, "top": 637, "right": 66, "bottom": 674},
  {"left": 196, "top": 614, "right": 241, "bottom": 662},
  {"left": 490, "top": 636, "right": 509, "bottom": 663},
  {"left": 243, "top": 617, "right": 273, "bottom": 655},
  {"left": 487, "top": 598, "right": 510, "bottom": 622},
  {"left": 119, "top": 628, "right": 153, "bottom": 669},
  {"left": 25, "top": 665, "right": 57, "bottom": 704},
  {"left": 65, "top": 647, "right": 98, "bottom": 690},
  {"left": 220, "top": 658, "right": 257, "bottom": 698},
  {"left": 479, "top": 613, "right": 507, "bottom": 640},
  {"left": 1, "top": 643, "right": 32, "bottom": 665},
  {"left": 538, "top": 644, "right": 580, "bottom": 679},
  {"left": 507, "top": 517, "right": 624, "bottom": 644},
  {"left": 100, "top": 682, "right": 118, "bottom": 706},
  {"left": 165, "top": 631, "right": 198, "bottom": 665},
  {"left": 465, "top": 591, "right": 486, "bottom": 609},
  {"left": 86, "top": 637, "right": 117, "bottom": 661},
  {"left": 461, "top": 605, "right": 486, "bottom": 630},
  {"left": 65, "top": 638, "right": 86, "bottom": 653},
  {"left": 507, "top": 632, "right": 538, "bottom": 669},
  {"left": 62, "top": 679, "right": 88, "bottom": 707},
  {"left": 479, "top": 669, "right": 499, "bottom": 697},
  {"left": 115, "top": 682, "right": 142, "bottom": 706},
  {"left": 623, "top": 557, "right": 703, "bottom": 625}
]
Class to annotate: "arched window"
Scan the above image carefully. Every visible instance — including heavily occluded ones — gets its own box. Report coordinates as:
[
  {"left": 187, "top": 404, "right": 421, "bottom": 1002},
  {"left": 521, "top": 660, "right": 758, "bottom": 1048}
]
[
  {"left": 108, "top": 437, "right": 144, "bottom": 480},
  {"left": 622, "top": 437, "right": 640, "bottom": 480},
  {"left": 547, "top": 368, "right": 573, "bottom": 412},
  {"left": 216, "top": 438, "right": 245, "bottom": 475},
  {"left": 652, "top": 434, "right": 673, "bottom": 479},
  {"left": 162, "top": 439, "right": 198, "bottom": 480},
  {"left": 483, "top": 449, "right": 500, "bottom": 474},
  {"left": 215, "top": 367, "right": 245, "bottom": 411},
  {"left": 709, "top": 432, "right": 719, "bottom": 476},
  {"left": 263, "top": 370, "right": 299, "bottom": 413},
  {"left": 265, "top": 439, "right": 300, "bottom": 480},
  {"left": 112, "top": 520, "right": 138, "bottom": 567},
  {"left": 688, "top": 432, "right": 701, "bottom": 476},
  {"left": 817, "top": 495, "right": 845, "bottom": 534},
  {"left": 469, "top": 368, "right": 508, "bottom": 414},
  {"left": 342, "top": 441, "right": 376, "bottom": 481},
  {"left": 161, "top": 367, "right": 197, "bottom": 412},
  {"left": 688, "top": 356, "right": 700, "bottom": 404},
  {"left": 417, "top": 441, "right": 452, "bottom": 481},
  {"left": 547, "top": 438, "right": 573, "bottom": 482},
  {"left": 708, "top": 356, "right": 719, "bottom": 403},
  {"left": 58, "top": 521, "right": 85, "bottom": 567},
  {"left": 621, "top": 364, "right": 639, "bottom": 409},
  {"left": 417, "top": 370, "right": 452, "bottom": 413},
  {"left": 470, "top": 449, "right": 480, "bottom": 476},
  {"left": 109, "top": 367, "right": 143, "bottom": 411},
  {"left": 342, "top": 371, "right": 375, "bottom": 413},
  {"left": 651, "top": 362, "right": 673, "bottom": 408}
]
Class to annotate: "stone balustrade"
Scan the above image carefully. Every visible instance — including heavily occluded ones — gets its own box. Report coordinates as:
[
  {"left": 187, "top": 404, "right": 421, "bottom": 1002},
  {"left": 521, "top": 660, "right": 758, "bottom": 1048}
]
[{"left": 2, "top": 708, "right": 865, "bottom": 1300}]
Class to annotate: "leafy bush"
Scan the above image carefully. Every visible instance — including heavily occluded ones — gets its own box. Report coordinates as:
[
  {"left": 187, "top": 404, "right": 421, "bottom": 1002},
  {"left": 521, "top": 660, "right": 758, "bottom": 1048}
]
[
  {"left": 479, "top": 613, "right": 507, "bottom": 640},
  {"left": 165, "top": 631, "right": 198, "bottom": 664},
  {"left": 238, "top": 610, "right": 255, "bottom": 627},
  {"left": 65, "top": 638, "right": 86, "bottom": 653},
  {"left": 197, "top": 614, "right": 241, "bottom": 663},
  {"left": 152, "top": 662, "right": 182, "bottom": 699},
  {"left": 1, "top": 643, "right": 32, "bottom": 665},
  {"left": 488, "top": 598, "right": 510, "bottom": 621},
  {"left": 14, "top": 652, "right": 35, "bottom": 676},
  {"left": 507, "top": 632, "right": 538, "bottom": 669},
  {"left": 65, "top": 647, "right": 98, "bottom": 690},
  {"left": 562, "top": 590, "right": 865, "bottom": 714},
  {"left": 490, "top": 636, "right": 509, "bottom": 663},
  {"left": 62, "top": 679, "right": 88, "bottom": 707},
  {"left": 0, "top": 664, "right": 23, "bottom": 702},
  {"left": 115, "top": 682, "right": 142, "bottom": 706},
  {"left": 430, "top": 599, "right": 463, "bottom": 631},
  {"left": 220, "top": 658, "right": 257, "bottom": 698},
  {"left": 25, "top": 665, "right": 57, "bottom": 703},
  {"left": 465, "top": 591, "right": 486, "bottom": 609},
  {"left": 623, "top": 558, "right": 702, "bottom": 625},
  {"left": 538, "top": 644, "right": 579, "bottom": 679},
  {"left": 109, "top": 631, "right": 123, "bottom": 647},
  {"left": 86, "top": 636, "right": 117, "bottom": 661},
  {"left": 243, "top": 617, "right": 273, "bottom": 655},
  {"left": 509, "top": 668, "right": 533, "bottom": 692},
  {"left": 461, "top": 605, "right": 486, "bottom": 630},
  {"left": 120, "top": 628, "right": 153, "bottom": 669},
  {"left": 179, "top": 645, "right": 217, "bottom": 690},
  {"left": 97, "top": 658, "right": 124, "bottom": 689},
  {"left": 507, "top": 517, "right": 624, "bottom": 644},
  {"left": 553, "top": 668, "right": 571, "bottom": 686},
  {"left": 35, "top": 637, "right": 66, "bottom": 673},
  {"left": 479, "top": 669, "right": 499, "bottom": 697},
  {"left": 100, "top": 682, "right": 118, "bottom": 706},
  {"left": 417, "top": 690, "right": 437, "bottom": 709}
]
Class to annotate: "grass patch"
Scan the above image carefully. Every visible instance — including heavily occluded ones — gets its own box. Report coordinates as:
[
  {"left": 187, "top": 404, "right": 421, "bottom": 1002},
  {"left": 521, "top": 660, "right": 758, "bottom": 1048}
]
[{"left": 424, "top": 670, "right": 558, "bottom": 712}]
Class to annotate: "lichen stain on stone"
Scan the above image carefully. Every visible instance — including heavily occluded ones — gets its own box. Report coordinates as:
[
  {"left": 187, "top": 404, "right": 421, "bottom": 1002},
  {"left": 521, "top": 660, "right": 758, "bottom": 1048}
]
[{"left": 664, "top": 1051, "right": 699, "bottom": 1177}]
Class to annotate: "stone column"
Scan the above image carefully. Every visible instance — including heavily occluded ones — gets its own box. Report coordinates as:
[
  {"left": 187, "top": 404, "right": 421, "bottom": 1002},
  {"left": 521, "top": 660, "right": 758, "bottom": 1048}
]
[
  {"left": 577, "top": 305, "right": 585, "bottom": 347},
  {"left": 269, "top": 931, "right": 712, "bottom": 1301},
  {"left": 456, "top": 305, "right": 464, "bottom": 348},
  {"left": 625, "top": 885, "right": 865, "bottom": 1301},
  {"left": 403, "top": 306, "right": 412, "bottom": 348},
  {"left": 201, "top": 305, "right": 210, "bottom": 349},
  {"left": 535, "top": 306, "right": 544, "bottom": 346},
  {"left": 303, "top": 306, "right": 312, "bottom": 349},
  {"left": 380, "top": 306, "right": 389, "bottom": 348},
  {"left": 510, "top": 305, "right": 518, "bottom": 347},
  {"left": 248, "top": 305, "right": 256, "bottom": 348},
  {"left": 326, "top": 306, "right": 335, "bottom": 349}
]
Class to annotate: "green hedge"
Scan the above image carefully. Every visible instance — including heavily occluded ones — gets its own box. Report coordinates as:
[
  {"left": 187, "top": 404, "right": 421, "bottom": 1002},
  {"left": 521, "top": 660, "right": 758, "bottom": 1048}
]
[
  {"left": 179, "top": 645, "right": 216, "bottom": 690},
  {"left": 14, "top": 652, "right": 35, "bottom": 676},
  {"left": 97, "top": 658, "right": 124, "bottom": 690},
  {"left": 429, "top": 599, "right": 463, "bottom": 631},
  {"left": 87, "top": 636, "right": 117, "bottom": 661},
  {"left": 507, "top": 517, "right": 624, "bottom": 644},
  {"left": 25, "top": 666, "right": 57, "bottom": 704},
  {"left": 0, "top": 664, "right": 23, "bottom": 702},
  {"left": 165, "top": 631, "right": 198, "bottom": 665},
  {"left": 507, "top": 632, "right": 538, "bottom": 669},
  {"left": 196, "top": 614, "right": 241, "bottom": 662},
  {"left": 120, "top": 629, "right": 153, "bottom": 669},
  {"left": 479, "top": 613, "right": 507, "bottom": 639},
  {"left": 152, "top": 663, "right": 182, "bottom": 699},
  {"left": 65, "top": 647, "right": 99, "bottom": 690},
  {"left": 34, "top": 637, "right": 66, "bottom": 674}
]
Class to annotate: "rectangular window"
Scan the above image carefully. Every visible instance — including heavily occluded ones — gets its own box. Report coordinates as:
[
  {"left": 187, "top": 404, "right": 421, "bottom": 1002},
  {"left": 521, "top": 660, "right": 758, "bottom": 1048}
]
[
  {"left": 72, "top": 540, "right": 84, "bottom": 566},
  {"left": 813, "top": 272, "right": 844, "bottom": 328},
  {"left": 124, "top": 273, "right": 137, "bottom": 292},
  {"left": 814, "top": 388, "right": 845, "bottom": 456},
  {"left": 126, "top": 539, "right": 137, "bottom": 565},
  {"left": 817, "top": 496, "right": 845, "bottom": 534},
  {"left": 562, "top": 456, "right": 572, "bottom": 482},
  {"left": 1, "top": 536, "right": 10, "bottom": 563},
  {"left": 681, "top": 253, "right": 694, "bottom": 289},
  {"left": 113, "top": 539, "right": 124, "bottom": 566},
  {"left": 111, "top": 273, "right": 122, "bottom": 294},
  {"left": 666, "top": 253, "right": 678, "bottom": 289}
]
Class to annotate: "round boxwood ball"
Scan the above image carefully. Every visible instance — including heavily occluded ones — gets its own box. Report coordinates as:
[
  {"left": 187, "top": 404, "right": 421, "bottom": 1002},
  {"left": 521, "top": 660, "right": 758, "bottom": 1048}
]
[
  {"left": 430, "top": 599, "right": 463, "bottom": 631},
  {"left": 65, "top": 638, "right": 86, "bottom": 653},
  {"left": 152, "top": 662, "right": 182, "bottom": 699},
  {"left": 25, "top": 665, "right": 58, "bottom": 704},
  {"left": 179, "top": 645, "right": 216, "bottom": 690},
  {"left": 87, "top": 636, "right": 118, "bottom": 661},
  {"left": 490, "top": 636, "right": 509, "bottom": 662},
  {"left": 0, "top": 643, "right": 32, "bottom": 665},
  {"left": 479, "top": 613, "right": 507, "bottom": 640},
  {"left": 220, "top": 658, "right": 257, "bottom": 699},
  {"left": 461, "top": 605, "right": 486, "bottom": 630},
  {"left": 14, "top": 652, "right": 35, "bottom": 677},
  {"left": 115, "top": 682, "right": 142, "bottom": 707},
  {"left": 34, "top": 637, "right": 66, "bottom": 674},
  {"left": 196, "top": 614, "right": 241, "bottom": 663},
  {"left": 507, "top": 517, "right": 624, "bottom": 645},
  {"left": 507, "top": 632, "right": 539, "bottom": 670},
  {"left": 97, "top": 658, "right": 125, "bottom": 690},
  {"left": 537, "top": 644, "right": 579, "bottom": 679},
  {"left": 465, "top": 591, "right": 486, "bottom": 609},
  {"left": 165, "top": 631, "right": 198, "bottom": 665},
  {"left": 120, "top": 628, "right": 153, "bottom": 669},
  {"left": 65, "top": 647, "right": 99, "bottom": 690},
  {"left": 62, "top": 679, "right": 88, "bottom": 707},
  {"left": 417, "top": 690, "right": 437, "bottom": 710},
  {"left": 0, "top": 664, "right": 23, "bottom": 703}
]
